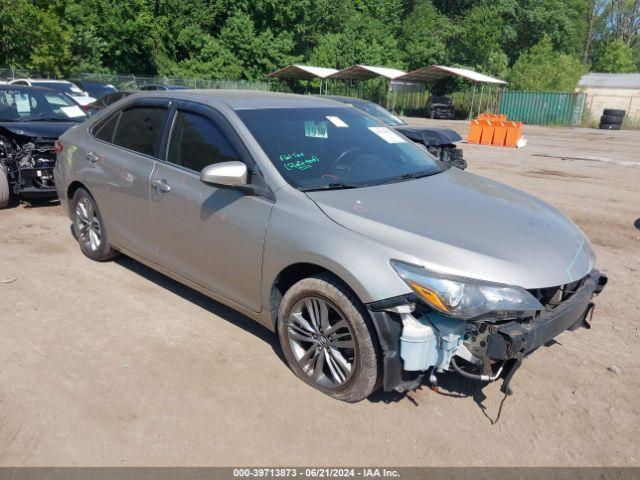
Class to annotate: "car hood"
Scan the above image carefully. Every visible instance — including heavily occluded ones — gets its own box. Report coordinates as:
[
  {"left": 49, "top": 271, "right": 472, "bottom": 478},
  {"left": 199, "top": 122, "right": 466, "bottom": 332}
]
[
  {"left": 0, "top": 121, "right": 79, "bottom": 139},
  {"left": 393, "top": 125, "right": 461, "bottom": 146},
  {"left": 306, "top": 168, "right": 595, "bottom": 289}
]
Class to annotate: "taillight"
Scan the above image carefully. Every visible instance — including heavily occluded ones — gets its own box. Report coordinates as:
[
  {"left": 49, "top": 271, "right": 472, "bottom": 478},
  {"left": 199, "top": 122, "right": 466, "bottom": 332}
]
[{"left": 54, "top": 140, "right": 64, "bottom": 156}]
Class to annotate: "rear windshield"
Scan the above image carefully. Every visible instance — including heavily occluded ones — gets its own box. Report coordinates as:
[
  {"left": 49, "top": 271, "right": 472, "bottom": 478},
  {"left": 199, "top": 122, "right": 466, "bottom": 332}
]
[{"left": 237, "top": 107, "right": 442, "bottom": 190}]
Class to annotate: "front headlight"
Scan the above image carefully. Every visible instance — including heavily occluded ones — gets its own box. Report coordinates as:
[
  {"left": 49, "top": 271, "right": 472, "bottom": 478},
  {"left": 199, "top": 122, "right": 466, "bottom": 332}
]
[{"left": 391, "top": 260, "right": 543, "bottom": 320}]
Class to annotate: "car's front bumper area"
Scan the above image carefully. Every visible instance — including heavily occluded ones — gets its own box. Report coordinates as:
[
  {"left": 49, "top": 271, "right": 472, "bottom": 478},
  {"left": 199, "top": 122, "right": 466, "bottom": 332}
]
[
  {"left": 480, "top": 269, "right": 607, "bottom": 361},
  {"left": 367, "top": 269, "right": 607, "bottom": 393}
]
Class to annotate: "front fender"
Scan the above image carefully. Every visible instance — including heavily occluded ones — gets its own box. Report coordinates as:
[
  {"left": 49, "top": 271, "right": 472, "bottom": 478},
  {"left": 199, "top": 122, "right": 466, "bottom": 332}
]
[{"left": 260, "top": 187, "right": 415, "bottom": 326}]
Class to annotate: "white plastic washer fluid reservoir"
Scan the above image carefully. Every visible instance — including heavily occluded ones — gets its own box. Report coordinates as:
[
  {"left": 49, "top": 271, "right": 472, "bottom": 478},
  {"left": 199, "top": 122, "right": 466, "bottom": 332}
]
[{"left": 399, "top": 312, "right": 438, "bottom": 371}]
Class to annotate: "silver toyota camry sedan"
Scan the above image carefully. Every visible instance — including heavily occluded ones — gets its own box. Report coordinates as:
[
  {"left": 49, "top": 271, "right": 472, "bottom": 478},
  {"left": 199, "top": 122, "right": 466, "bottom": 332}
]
[{"left": 54, "top": 91, "right": 607, "bottom": 402}]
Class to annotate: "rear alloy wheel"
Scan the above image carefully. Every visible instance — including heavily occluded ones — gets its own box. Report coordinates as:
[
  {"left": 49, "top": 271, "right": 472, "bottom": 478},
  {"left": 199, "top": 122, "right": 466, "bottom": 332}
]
[
  {"left": 72, "top": 188, "right": 118, "bottom": 261},
  {"left": 278, "top": 274, "right": 380, "bottom": 402}
]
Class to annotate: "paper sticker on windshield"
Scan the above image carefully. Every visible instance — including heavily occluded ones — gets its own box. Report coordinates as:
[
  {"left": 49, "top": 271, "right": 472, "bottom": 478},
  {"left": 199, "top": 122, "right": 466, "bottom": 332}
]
[
  {"left": 61, "top": 105, "right": 85, "bottom": 118},
  {"left": 368, "top": 126, "right": 405, "bottom": 144},
  {"left": 279, "top": 152, "right": 319, "bottom": 171},
  {"left": 305, "top": 121, "right": 328, "bottom": 138},
  {"left": 326, "top": 116, "right": 348, "bottom": 128},
  {"left": 15, "top": 95, "right": 30, "bottom": 114}
]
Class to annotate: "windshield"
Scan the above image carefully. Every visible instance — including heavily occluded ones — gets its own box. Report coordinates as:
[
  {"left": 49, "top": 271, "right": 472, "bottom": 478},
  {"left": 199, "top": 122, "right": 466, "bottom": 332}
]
[
  {"left": 350, "top": 101, "right": 406, "bottom": 127},
  {"left": 237, "top": 107, "right": 442, "bottom": 190},
  {"left": 34, "top": 81, "right": 85, "bottom": 96},
  {"left": 0, "top": 89, "right": 87, "bottom": 122}
]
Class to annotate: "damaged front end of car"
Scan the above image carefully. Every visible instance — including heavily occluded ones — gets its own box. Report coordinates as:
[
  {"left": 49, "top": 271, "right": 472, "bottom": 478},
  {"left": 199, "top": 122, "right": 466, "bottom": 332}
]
[
  {"left": 393, "top": 125, "right": 466, "bottom": 170},
  {"left": 0, "top": 129, "right": 59, "bottom": 200},
  {"left": 367, "top": 262, "right": 608, "bottom": 395}
]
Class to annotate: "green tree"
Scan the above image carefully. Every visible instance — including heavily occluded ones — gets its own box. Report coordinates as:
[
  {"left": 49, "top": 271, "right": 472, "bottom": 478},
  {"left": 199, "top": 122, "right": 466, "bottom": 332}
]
[
  {"left": 400, "top": 0, "right": 451, "bottom": 70},
  {"left": 592, "top": 39, "right": 638, "bottom": 72},
  {"left": 309, "top": 13, "right": 403, "bottom": 68},
  {"left": 509, "top": 36, "right": 585, "bottom": 91},
  {"left": 450, "top": 2, "right": 516, "bottom": 78},
  {"left": 0, "top": 0, "right": 72, "bottom": 76},
  {"left": 510, "top": 0, "right": 589, "bottom": 59},
  {"left": 218, "top": 11, "right": 296, "bottom": 80}
]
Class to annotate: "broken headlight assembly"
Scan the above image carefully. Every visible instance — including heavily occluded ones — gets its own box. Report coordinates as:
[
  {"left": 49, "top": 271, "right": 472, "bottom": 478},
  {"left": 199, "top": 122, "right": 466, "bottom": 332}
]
[{"left": 390, "top": 260, "right": 543, "bottom": 321}]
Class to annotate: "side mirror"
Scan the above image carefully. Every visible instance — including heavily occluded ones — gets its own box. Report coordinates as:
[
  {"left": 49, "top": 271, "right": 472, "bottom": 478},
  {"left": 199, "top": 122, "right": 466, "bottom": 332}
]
[{"left": 200, "top": 161, "right": 248, "bottom": 187}]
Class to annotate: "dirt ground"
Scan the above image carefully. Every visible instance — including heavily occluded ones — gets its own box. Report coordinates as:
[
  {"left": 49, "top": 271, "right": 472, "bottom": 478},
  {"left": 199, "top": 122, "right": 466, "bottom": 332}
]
[{"left": 1, "top": 120, "right": 639, "bottom": 467}]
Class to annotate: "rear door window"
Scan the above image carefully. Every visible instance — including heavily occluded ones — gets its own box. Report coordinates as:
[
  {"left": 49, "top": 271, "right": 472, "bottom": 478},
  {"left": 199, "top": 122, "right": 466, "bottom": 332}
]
[
  {"left": 112, "top": 106, "right": 167, "bottom": 157},
  {"left": 167, "top": 111, "right": 240, "bottom": 172}
]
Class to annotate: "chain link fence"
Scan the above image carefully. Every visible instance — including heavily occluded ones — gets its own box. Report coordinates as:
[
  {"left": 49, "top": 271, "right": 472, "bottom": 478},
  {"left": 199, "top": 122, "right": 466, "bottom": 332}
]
[
  {"left": 2, "top": 67, "right": 269, "bottom": 91},
  {"left": 75, "top": 73, "right": 268, "bottom": 91}
]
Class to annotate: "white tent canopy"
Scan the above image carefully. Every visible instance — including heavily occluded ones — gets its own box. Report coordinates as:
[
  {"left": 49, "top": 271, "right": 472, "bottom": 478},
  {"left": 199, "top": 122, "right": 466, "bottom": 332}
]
[
  {"left": 327, "top": 65, "right": 406, "bottom": 80},
  {"left": 266, "top": 64, "right": 339, "bottom": 80},
  {"left": 398, "top": 65, "right": 507, "bottom": 85}
]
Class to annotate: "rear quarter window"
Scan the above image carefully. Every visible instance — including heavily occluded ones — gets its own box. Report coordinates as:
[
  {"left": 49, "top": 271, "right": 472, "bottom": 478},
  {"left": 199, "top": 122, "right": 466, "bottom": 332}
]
[
  {"left": 111, "top": 106, "right": 167, "bottom": 157},
  {"left": 93, "top": 112, "right": 121, "bottom": 143}
]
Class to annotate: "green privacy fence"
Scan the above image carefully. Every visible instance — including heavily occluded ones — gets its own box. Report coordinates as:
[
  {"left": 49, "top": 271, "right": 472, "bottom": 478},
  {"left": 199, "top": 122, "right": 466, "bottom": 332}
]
[{"left": 499, "top": 91, "right": 586, "bottom": 126}]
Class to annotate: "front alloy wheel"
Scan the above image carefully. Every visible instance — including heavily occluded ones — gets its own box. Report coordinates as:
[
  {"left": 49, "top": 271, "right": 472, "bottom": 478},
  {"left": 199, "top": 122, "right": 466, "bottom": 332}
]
[
  {"left": 287, "top": 297, "right": 357, "bottom": 388},
  {"left": 278, "top": 274, "right": 380, "bottom": 402}
]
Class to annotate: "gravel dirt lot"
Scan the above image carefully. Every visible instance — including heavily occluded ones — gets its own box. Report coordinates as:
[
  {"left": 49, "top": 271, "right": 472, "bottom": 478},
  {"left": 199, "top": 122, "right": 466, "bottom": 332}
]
[{"left": 1, "top": 120, "right": 639, "bottom": 466}]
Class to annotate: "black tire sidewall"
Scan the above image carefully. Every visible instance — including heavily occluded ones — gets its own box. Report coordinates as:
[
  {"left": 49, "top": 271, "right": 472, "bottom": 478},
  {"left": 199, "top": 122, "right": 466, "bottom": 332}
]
[
  {"left": 277, "top": 274, "right": 380, "bottom": 402},
  {"left": 0, "top": 165, "right": 11, "bottom": 209},
  {"left": 71, "top": 188, "right": 115, "bottom": 261},
  {"left": 600, "top": 114, "right": 623, "bottom": 124},
  {"left": 602, "top": 109, "right": 625, "bottom": 117}
]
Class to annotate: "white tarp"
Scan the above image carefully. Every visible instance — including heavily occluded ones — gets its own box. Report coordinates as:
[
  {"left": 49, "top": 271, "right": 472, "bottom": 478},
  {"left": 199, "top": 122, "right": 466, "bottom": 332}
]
[
  {"left": 398, "top": 65, "right": 507, "bottom": 85},
  {"left": 267, "top": 65, "right": 339, "bottom": 80},
  {"left": 327, "top": 65, "right": 406, "bottom": 80}
]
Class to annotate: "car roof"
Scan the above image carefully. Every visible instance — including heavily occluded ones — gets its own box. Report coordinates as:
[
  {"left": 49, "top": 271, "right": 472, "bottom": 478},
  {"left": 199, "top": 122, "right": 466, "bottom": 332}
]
[
  {"left": 0, "top": 84, "right": 68, "bottom": 93},
  {"left": 129, "top": 89, "right": 346, "bottom": 110},
  {"left": 323, "top": 95, "right": 371, "bottom": 105},
  {"left": 13, "top": 78, "right": 75, "bottom": 84}
]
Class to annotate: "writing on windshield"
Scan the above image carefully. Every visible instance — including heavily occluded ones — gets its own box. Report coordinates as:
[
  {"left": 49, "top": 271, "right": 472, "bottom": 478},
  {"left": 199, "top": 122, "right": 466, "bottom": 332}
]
[{"left": 238, "top": 107, "right": 441, "bottom": 190}]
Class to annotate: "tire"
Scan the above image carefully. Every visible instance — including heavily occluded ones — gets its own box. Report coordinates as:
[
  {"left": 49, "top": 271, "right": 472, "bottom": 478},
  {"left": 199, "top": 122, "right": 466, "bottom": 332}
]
[
  {"left": 0, "top": 166, "right": 10, "bottom": 209},
  {"left": 603, "top": 109, "right": 625, "bottom": 117},
  {"left": 600, "top": 114, "right": 623, "bottom": 124},
  {"left": 277, "top": 274, "right": 380, "bottom": 402},
  {"left": 71, "top": 188, "right": 118, "bottom": 261},
  {"left": 599, "top": 122, "right": 621, "bottom": 130}
]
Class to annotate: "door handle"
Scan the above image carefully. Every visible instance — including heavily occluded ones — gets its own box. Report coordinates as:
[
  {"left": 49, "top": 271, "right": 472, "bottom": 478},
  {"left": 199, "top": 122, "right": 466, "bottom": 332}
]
[
  {"left": 86, "top": 152, "right": 99, "bottom": 164},
  {"left": 151, "top": 178, "right": 171, "bottom": 193}
]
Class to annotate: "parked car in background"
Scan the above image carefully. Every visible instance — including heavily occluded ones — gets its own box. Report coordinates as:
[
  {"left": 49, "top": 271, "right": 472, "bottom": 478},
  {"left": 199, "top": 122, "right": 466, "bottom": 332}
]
[
  {"left": 55, "top": 91, "right": 606, "bottom": 402},
  {"left": 326, "top": 96, "right": 465, "bottom": 169},
  {"left": 426, "top": 95, "right": 455, "bottom": 119},
  {"left": 0, "top": 85, "right": 87, "bottom": 208},
  {"left": 86, "top": 91, "right": 134, "bottom": 115},
  {"left": 140, "top": 84, "right": 189, "bottom": 91},
  {"left": 72, "top": 80, "right": 118, "bottom": 100},
  {"left": 9, "top": 79, "right": 96, "bottom": 107}
]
